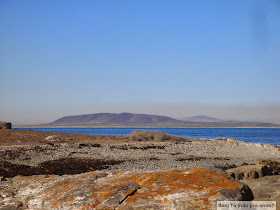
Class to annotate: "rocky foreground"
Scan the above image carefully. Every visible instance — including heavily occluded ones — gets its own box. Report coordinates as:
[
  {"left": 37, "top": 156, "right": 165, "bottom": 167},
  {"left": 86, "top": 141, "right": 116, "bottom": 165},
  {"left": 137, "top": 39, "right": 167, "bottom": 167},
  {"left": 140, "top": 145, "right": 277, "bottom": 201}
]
[{"left": 0, "top": 129, "right": 280, "bottom": 209}]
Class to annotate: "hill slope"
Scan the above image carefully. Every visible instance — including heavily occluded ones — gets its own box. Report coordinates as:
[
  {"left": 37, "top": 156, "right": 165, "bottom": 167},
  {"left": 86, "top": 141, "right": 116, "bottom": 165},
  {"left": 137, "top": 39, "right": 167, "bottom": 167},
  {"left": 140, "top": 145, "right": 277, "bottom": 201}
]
[
  {"left": 50, "top": 113, "right": 182, "bottom": 126},
  {"left": 46, "top": 113, "right": 280, "bottom": 127},
  {"left": 178, "top": 115, "right": 224, "bottom": 122}
]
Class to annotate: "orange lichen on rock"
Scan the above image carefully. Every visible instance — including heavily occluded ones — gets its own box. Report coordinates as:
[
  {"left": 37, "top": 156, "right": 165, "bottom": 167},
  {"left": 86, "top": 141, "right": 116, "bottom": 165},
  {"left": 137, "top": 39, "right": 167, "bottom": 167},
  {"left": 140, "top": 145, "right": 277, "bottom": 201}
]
[
  {"left": 117, "top": 168, "right": 242, "bottom": 209},
  {"left": 37, "top": 171, "right": 108, "bottom": 209},
  {"left": 27, "top": 168, "right": 248, "bottom": 210}
]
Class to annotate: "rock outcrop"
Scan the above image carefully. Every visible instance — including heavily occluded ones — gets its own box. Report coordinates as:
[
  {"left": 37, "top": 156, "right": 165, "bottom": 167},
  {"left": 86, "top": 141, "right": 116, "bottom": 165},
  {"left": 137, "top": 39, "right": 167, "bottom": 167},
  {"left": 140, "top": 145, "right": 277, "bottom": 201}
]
[
  {"left": 227, "top": 165, "right": 273, "bottom": 180},
  {"left": 241, "top": 175, "right": 280, "bottom": 206},
  {"left": 226, "top": 160, "right": 280, "bottom": 180},
  {"left": 128, "top": 130, "right": 190, "bottom": 142},
  {"left": 0, "top": 122, "right": 12, "bottom": 129},
  {"left": 257, "top": 160, "right": 280, "bottom": 175},
  {"left": 0, "top": 168, "right": 253, "bottom": 209}
]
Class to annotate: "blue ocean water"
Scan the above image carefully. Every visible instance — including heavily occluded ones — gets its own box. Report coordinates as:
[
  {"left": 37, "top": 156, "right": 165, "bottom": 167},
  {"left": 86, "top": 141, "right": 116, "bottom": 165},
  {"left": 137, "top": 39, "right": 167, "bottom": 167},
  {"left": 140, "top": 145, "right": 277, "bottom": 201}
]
[{"left": 16, "top": 127, "right": 280, "bottom": 145}]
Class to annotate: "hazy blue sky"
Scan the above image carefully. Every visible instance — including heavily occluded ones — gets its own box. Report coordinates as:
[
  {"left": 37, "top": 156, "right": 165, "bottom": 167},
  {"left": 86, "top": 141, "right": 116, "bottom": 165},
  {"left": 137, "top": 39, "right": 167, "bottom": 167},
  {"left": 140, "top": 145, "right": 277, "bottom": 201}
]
[{"left": 1, "top": 0, "right": 280, "bottom": 124}]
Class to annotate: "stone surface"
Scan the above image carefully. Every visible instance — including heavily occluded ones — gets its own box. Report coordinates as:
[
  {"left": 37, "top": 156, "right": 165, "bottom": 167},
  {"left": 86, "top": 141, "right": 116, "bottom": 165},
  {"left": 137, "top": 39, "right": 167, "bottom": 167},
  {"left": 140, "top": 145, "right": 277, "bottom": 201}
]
[
  {"left": 0, "top": 168, "right": 252, "bottom": 209},
  {"left": 1, "top": 133, "right": 279, "bottom": 175},
  {"left": 226, "top": 165, "right": 273, "bottom": 180},
  {"left": 226, "top": 160, "right": 280, "bottom": 180},
  {"left": 128, "top": 130, "right": 191, "bottom": 142},
  {"left": 241, "top": 175, "right": 280, "bottom": 210},
  {"left": 275, "top": 146, "right": 280, "bottom": 154}
]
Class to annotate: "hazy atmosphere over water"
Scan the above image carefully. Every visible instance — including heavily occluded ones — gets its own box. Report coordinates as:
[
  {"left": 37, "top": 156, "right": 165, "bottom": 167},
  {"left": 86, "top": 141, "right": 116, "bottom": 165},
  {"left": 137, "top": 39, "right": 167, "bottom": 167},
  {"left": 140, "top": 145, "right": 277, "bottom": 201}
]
[{"left": 1, "top": 0, "right": 280, "bottom": 124}]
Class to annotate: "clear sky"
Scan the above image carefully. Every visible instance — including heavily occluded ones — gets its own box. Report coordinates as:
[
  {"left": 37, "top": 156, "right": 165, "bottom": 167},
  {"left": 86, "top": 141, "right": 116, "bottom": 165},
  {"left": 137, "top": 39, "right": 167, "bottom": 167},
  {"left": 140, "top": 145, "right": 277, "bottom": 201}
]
[{"left": 1, "top": 0, "right": 280, "bottom": 124}]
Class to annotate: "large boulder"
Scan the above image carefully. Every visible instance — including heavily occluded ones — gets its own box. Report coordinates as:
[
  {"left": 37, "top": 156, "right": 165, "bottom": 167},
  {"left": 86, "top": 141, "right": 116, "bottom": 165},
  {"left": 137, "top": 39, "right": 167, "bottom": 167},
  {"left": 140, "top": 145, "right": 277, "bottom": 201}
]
[
  {"left": 127, "top": 130, "right": 191, "bottom": 142},
  {"left": 0, "top": 168, "right": 253, "bottom": 209}
]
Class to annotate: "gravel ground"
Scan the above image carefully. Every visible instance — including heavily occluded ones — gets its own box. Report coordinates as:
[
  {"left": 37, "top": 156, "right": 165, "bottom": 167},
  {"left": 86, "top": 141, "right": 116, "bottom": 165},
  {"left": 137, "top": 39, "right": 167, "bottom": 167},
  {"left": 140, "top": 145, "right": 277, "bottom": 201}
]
[{"left": 1, "top": 138, "right": 279, "bottom": 175}]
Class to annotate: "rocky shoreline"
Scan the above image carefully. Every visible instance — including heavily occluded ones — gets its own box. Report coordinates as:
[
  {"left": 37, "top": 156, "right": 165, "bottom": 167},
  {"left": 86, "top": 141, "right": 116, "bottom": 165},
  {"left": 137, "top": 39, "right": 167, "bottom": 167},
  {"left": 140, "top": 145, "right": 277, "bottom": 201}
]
[{"left": 0, "top": 129, "right": 279, "bottom": 209}]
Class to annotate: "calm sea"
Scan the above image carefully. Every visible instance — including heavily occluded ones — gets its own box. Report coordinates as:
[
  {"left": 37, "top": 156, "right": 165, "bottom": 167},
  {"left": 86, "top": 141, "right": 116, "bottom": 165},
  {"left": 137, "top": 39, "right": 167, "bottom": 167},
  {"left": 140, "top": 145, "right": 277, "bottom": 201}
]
[{"left": 17, "top": 127, "right": 280, "bottom": 145}]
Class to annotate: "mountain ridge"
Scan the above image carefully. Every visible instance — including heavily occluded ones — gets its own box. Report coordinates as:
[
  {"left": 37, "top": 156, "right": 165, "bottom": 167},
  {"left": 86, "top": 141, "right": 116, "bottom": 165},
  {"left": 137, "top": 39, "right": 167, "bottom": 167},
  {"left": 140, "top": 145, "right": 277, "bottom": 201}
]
[
  {"left": 178, "top": 115, "right": 224, "bottom": 122},
  {"left": 51, "top": 112, "right": 182, "bottom": 125},
  {"left": 46, "top": 113, "right": 280, "bottom": 128}
]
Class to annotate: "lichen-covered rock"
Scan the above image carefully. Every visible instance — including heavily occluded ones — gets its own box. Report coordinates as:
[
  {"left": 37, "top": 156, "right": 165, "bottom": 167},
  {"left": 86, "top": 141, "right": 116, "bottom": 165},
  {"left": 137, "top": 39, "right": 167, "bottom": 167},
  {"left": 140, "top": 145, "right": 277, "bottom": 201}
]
[
  {"left": 116, "top": 168, "right": 252, "bottom": 210},
  {"left": 128, "top": 130, "right": 190, "bottom": 142},
  {"left": 2, "top": 168, "right": 250, "bottom": 209}
]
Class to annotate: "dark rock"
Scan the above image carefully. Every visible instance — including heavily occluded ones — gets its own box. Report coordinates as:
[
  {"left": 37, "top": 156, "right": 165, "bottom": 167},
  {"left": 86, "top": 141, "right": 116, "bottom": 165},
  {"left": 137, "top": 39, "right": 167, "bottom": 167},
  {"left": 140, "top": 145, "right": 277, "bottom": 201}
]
[
  {"left": 257, "top": 160, "right": 280, "bottom": 175},
  {"left": 0, "top": 158, "right": 122, "bottom": 178},
  {"left": 219, "top": 185, "right": 254, "bottom": 201},
  {"left": 242, "top": 175, "right": 280, "bottom": 206}
]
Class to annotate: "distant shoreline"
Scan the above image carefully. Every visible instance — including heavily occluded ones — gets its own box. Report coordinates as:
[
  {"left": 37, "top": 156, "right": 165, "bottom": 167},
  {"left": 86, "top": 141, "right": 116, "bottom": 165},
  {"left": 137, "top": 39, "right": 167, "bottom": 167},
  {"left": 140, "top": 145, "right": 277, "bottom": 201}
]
[{"left": 14, "top": 126, "right": 280, "bottom": 129}]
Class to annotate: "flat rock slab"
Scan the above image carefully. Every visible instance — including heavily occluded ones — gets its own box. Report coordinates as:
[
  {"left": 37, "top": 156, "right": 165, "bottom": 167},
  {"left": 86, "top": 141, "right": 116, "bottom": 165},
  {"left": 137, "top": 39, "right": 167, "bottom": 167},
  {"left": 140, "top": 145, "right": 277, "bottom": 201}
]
[{"left": 0, "top": 168, "right": 253, "bottom": 209}]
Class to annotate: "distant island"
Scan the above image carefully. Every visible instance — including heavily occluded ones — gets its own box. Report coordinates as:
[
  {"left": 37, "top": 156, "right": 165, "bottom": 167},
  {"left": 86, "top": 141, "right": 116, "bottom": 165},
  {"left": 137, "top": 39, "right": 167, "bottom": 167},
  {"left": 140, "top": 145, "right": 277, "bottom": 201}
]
[
  {"left": 31, "top": 112, "right": 280, "bottom": 128},
  {"left": 178, "top": 115, "right": 224, "bottom": 122}
]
